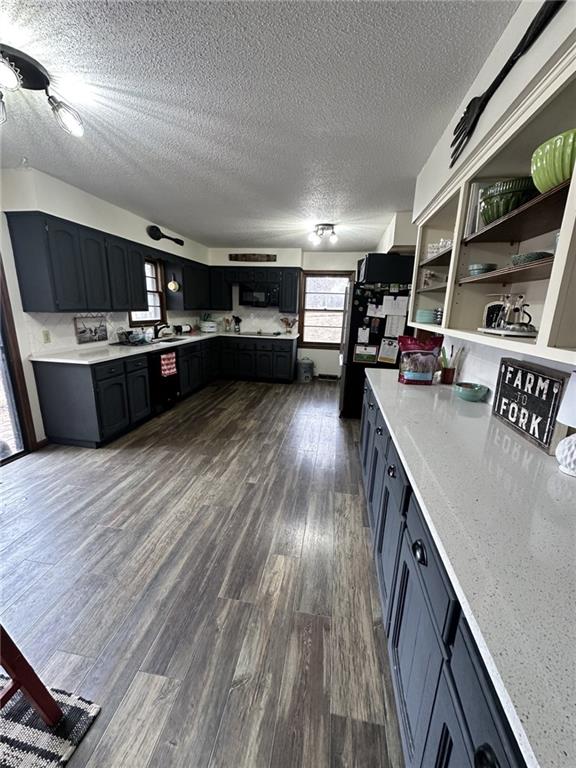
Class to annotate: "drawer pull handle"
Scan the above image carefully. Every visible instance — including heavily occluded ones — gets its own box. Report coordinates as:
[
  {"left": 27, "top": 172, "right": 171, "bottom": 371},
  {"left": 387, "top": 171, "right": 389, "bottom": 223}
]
[
  {"left": 387, "top": 464, "right": 396, "bottom": 478},
  {"left": 474, "top": 744, "right": 500, "bottom": 768},
  {"left": 368, "top": 402, "right": 375, "bottom": 410},
  {"left": 412, "top": 539, "right": 428, "bottom": 567},
  {"left": 363, "top": 385, "right": 367, "bottom": 393},
  {"left": 376, "top": 427, "right": 383, "bottom": 435}
]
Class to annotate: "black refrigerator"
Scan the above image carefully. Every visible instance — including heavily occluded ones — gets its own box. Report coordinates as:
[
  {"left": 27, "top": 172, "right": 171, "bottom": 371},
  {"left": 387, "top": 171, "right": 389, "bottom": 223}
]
[{"left": 339, "top": 253, "right": 414, "bottom": 418}]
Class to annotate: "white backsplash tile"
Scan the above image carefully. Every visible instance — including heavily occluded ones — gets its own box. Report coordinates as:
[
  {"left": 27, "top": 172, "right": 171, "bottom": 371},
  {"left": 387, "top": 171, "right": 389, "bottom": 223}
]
[{"left": 443, "top": 335, "right": 573, "bottom": 403}]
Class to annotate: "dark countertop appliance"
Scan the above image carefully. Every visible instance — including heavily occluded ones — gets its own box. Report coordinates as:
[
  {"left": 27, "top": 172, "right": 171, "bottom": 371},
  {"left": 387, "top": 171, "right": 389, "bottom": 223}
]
[
  {"left": 239, "top": 282, "right": 280, "bottom": 308},
  {"left": 340, "top": 252, "right": 414, "bottom": 418},
  {"left": 149, "top": 349, "right": 180, "bottom": 413}
]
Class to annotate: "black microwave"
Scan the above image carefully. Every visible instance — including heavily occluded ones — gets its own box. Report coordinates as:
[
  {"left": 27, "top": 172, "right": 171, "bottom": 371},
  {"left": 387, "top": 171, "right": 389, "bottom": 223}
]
[{"left": 239, "top": 282, "right": 280, "bottom": 307}]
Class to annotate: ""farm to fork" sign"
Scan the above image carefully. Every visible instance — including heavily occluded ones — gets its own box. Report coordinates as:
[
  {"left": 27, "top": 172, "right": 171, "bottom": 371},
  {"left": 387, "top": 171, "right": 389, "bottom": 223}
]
[{"left": 493, "top": 358, "right": 568, "bottom": 453}]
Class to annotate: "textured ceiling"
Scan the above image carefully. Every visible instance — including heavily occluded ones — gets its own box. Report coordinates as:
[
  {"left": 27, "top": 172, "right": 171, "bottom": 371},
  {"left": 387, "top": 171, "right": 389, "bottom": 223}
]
[{"left": 0, "top": 1, "right": 519, "bottom": 249}]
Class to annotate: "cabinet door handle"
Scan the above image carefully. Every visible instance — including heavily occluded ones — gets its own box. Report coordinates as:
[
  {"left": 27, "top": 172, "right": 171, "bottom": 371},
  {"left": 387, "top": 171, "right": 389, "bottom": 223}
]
[
  {"left": 363, "top": 385, "right": 367, "bottom": 393},
  {"left": 474, "top": 744, "right": 500, "bottom": 768},
  {"left": 387, "top": 464, "right": 396, "bottom": 478},
  {"left": 368, "top": 402, "right": 375, "bottom": 410},
  {"left": 412, "top": 539, "right": 428, "bottom": 567},
  {"left": 376, "top": 427, "right": 383, "bottom": 435}
]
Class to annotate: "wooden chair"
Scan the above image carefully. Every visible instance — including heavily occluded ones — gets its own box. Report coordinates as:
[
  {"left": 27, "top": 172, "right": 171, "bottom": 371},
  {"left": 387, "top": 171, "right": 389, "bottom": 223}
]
[{"left": 0, "top": 625, "right": 63, "bottom": 726}]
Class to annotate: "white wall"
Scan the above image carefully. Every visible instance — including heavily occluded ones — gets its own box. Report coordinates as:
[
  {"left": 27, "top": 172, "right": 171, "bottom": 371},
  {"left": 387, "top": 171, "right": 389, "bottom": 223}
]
[
  {"left": 444, "top": 335, "right": 574, "bottom": 404},
  {"left": 376, "top": 212, "right": 417, "bottom": 252},
  {"left": 414, "top": 0, "right": 576, "bottom": 219},
  {"left": 1, "top": 168, "right": 209, "bottom": 264}
]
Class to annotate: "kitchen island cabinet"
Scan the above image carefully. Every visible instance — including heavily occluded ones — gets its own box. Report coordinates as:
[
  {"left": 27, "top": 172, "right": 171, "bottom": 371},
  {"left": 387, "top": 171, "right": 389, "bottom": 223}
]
[{"left": 361, "top": 369, "right": 575, "bottom": 768}]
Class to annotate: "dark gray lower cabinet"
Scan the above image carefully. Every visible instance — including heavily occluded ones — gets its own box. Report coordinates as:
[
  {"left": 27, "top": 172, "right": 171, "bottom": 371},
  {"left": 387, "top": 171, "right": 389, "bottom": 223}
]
[
  {"left": 178, "top": 347, "right": 202, "bottom": 396},
  {"left": 256, "top": 349, "right": 274, "bottom": 379},
  {"left": 96, "top": 374, "right": 130, "bottom": 439},
  {"left": 359, "top": 375, "right": 526, "bottom": 768},
  {"left": 126, "top": 368, "right": 151, "bottom": 423},
  {"left": 390, "top": 530, "right": 444, "bottom": 768},
  {"left": 421, "top": 671, "right": 472, "bottom": 768},
  {"left": 219, "top": 337, "right": 296, "bottom": 381}
]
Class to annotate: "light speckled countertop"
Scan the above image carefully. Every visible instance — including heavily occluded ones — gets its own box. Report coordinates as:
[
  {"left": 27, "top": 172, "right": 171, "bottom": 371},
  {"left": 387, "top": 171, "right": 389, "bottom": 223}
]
[
  {"left": 366, "top": 369, "right": 575, "bottom": 768},
  {"left": 30, "top": 333, "right": 299, "bottom": 365}
]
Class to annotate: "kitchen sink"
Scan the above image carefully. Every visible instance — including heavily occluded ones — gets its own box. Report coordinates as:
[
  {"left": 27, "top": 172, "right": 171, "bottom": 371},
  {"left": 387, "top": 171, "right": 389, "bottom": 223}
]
[{"left": 156, "top": 337, "right": 183, "bottom": 343}]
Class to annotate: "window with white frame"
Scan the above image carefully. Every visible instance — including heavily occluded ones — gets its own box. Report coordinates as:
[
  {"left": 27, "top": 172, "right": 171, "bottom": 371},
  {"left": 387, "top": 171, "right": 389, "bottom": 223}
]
[
  {"left": 129, "top": 260, "right": 165, "bottom": 326},
  {"left": 299, "top": 272, "right": 352, "bottom": 347}
]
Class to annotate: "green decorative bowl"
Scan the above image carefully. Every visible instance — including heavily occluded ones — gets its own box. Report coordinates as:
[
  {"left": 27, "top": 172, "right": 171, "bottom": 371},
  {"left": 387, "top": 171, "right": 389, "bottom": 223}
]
[
  {"left": 479, "top": 177, "right": 538, "bottom": 226},
  {"left": 531, "top": 128, "right": 576, "bottom": 193},
  {"left": 454, "top": 382, "right": 489, "bottom": 402}
]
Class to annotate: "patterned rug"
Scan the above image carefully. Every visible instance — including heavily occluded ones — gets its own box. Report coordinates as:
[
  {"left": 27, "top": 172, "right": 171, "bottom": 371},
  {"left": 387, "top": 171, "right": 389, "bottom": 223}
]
[{"left": 0, "top": 675, "right": 100, "bottom": 767}]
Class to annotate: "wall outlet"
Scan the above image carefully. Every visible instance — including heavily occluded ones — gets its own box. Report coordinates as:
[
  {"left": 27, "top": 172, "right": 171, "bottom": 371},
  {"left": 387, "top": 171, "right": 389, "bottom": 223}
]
[{"left": 41, "top": 329, "right": 51, "bottom": 344}]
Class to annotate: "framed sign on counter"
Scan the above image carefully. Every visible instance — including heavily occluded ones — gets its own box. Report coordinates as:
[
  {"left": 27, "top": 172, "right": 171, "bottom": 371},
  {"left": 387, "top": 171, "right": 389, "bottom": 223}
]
[{"left": 492, "top": 358, "right": 569, "bottom": 453}]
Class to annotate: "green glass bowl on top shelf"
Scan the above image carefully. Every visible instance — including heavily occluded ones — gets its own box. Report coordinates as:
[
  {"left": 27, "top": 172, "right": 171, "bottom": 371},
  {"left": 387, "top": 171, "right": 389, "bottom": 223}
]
[
  {"left": 531, "top": 128, "right": 576, "bottom": 193},
  {"left": 479, "top": 177, "right": 538, "bottom": 226}
]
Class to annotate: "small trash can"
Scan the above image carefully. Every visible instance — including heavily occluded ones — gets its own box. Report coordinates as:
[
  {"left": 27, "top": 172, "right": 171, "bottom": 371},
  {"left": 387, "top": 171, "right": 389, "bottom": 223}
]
[{"left": 297, "top": 357, "right": 314, "bottom": 383}]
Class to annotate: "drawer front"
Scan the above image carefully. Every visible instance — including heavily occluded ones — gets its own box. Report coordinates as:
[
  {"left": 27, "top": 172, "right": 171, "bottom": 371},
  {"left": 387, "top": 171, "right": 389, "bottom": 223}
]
[
  {"left": 238, "top": 341, "right": 255, "bottom": 351},
  {"left": 255, "top": 340, "right": 273, "bottom": 351},
  {"left": 384, "top": 440, "right": 410, "bottom": 508},
  {"left": 271, "top": 339, "right": 293, "bottom": 351},
  {"left": 451, "top": 621, "right": 515, "bottom": 768},
  {"left": 93, "top": 360, "right": 125, "bottom": 381},
  {"left": 125, "top": 355, "right": 148, "bottom": 373},
  {"left": 406, "top": 496, "right": 457, "bottom": 644}
]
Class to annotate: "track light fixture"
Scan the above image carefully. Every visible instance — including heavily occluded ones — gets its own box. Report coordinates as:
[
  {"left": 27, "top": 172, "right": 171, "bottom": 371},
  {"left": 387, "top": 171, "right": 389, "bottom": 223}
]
[
  {"left": 0, "top": 44, "right": 84, "bottom": 137},
  {"left": 308, "top": 223, "right": 338, "bottom": 246}
]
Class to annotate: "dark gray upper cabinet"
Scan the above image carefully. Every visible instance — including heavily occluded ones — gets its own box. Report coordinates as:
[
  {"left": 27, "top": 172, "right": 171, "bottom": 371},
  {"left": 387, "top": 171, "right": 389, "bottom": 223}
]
[
  {"left": 126, "top": 244, "right": 149, "bottom": 310},
  {"left": 106, "top": 236, "right": 132, "bottom": 311},
  {"left": 79, "top": 227, "right": 111, "bottom": 311},
  {"left": 279, "top": 268, "right": 300, "bottom": 313},
  {"left": 210, "top": 267, "right": 233, "bottom": 310},
  {"left": 46, "top": 217, "right": 87, "bottom": 311},
  {"left": 183, "top": 262, "right": 210, "bottom": 310}
]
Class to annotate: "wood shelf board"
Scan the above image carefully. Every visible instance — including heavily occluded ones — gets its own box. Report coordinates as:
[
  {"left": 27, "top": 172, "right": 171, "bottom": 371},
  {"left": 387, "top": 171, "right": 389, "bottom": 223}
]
[
  {"left": 417, "top": 284, "right": 448, "bottom": 294},
  {"left": 458, "top": 257, "right": 554, "bottom": 285},
  {"left": 462, "top": 180, "right": 570, "bottom": 245},
  {"left": 408, "top": 322, "right": 576, "bottom": 364},
  {"left": 419, "top": 247, "right": 453, "bottom": 267}
]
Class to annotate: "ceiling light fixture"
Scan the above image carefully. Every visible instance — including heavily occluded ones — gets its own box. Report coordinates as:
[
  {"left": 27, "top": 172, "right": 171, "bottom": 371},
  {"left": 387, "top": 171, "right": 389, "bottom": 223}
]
[
  {"left": 0, "top": 44, "right": 84, "bottom": 137},
  {"left": 308, "top": 223, "right": 338, "bottom": 246},
  {"left": 0, "top": 54, "right": 21, "bottom": 90}
]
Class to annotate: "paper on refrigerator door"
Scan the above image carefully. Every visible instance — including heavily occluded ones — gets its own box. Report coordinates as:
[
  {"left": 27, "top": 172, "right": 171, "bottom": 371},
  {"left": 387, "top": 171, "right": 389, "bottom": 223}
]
[
  {"left": 378, "top": 339, "right": 400, "bottom": 364},
  {"left": 384, "top": 315, "right": 405, "bottom": 338},
  {"left": 357, "top": 327, "right": 370, "bottom": 343},
  {"left": 366, "top": 303, "right": 385, "bottom": 318},
  {"left": 382, "top": 296, "right": 408, "bottom": 316}
]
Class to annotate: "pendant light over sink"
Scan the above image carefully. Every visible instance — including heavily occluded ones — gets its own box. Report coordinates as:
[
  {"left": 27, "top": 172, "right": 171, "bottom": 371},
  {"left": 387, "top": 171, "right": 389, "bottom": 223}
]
[
  {"left": 0, "top": 44, "right": 84, "bottom": 137},
  {"left": 308, "top": 223, "right": 338, "bottom": 246}
]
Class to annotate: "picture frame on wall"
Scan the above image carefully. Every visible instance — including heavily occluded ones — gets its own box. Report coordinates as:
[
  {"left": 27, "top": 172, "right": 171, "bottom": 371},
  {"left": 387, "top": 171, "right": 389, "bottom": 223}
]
[{"left": 74, "top": 315, "right": 108, "bottom": 345}]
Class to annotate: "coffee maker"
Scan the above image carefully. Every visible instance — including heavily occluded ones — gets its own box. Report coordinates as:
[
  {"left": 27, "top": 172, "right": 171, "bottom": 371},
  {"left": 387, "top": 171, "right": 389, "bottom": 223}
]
[{"left": 478, "top": 294, "right": 538, "bottom": 337}]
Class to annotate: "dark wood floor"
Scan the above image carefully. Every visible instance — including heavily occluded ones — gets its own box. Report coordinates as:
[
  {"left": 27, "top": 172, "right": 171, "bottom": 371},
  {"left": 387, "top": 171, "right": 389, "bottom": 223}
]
[{"left": 1, "top": 379, "right": 403, "bottom": 767}]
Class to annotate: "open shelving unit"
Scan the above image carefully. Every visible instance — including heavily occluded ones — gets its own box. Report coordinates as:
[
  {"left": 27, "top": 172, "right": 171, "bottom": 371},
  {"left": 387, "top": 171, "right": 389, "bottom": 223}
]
[
  {"left": 457, "top": 257, "right": 554, "bottom": 285},
  {"left": 408, "top": 75, "right": 576, "bottom": 366}
]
